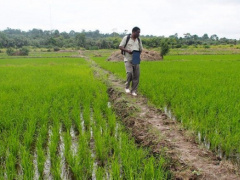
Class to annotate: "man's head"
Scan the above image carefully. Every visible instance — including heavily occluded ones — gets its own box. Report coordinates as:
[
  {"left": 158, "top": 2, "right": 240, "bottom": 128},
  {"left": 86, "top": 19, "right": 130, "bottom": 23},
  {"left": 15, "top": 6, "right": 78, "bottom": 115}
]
[{"left": 132, "top": 27, "right": 140, "bottom": 38}]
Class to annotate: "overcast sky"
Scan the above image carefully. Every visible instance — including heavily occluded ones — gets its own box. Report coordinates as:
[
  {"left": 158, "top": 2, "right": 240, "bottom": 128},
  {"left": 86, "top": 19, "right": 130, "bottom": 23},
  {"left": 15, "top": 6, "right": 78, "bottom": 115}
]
[{"left": 0, "top": 0, "right": 239, "bottom": 39}]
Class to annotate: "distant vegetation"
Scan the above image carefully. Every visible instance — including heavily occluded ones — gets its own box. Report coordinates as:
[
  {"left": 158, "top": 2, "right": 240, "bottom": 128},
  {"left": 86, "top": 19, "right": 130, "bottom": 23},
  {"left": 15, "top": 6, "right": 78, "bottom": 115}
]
[
  {"left": 0, "top": 28, "right": 239, "bottom": 51},
  {"left": 6, "top": 47, "right": 29, "bottom": 56}
]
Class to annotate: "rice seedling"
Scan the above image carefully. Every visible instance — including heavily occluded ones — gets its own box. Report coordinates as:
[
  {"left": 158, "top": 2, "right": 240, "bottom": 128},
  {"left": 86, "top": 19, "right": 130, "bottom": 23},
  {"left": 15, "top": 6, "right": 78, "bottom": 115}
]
[{"left": 20, "top": 146, "right": 34, "bottom": 179}]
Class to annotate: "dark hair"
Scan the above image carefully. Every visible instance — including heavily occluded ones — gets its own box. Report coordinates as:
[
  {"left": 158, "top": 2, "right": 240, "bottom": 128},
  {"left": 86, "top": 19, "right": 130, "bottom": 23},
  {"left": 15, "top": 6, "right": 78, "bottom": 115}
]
[{"left": 132, "top": 27, "right": 140, "bottom": 32}]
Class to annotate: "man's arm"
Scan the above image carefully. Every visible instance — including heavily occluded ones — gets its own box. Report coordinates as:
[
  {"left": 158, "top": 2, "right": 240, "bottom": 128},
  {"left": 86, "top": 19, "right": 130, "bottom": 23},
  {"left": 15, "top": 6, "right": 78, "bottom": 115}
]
[
  {"left": 119, "top": 36, "right": 132, "bottom": 54},
  {"left": 140, "top": 39, "right": 143, "bottom": 52}
]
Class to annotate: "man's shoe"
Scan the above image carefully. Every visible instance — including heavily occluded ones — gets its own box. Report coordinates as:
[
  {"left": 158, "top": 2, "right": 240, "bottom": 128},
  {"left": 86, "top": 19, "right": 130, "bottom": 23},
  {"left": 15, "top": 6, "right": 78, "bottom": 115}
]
[
  {"left": 132, "top": 92, "right": 137, "bottom": 96},
  {"left": 125, "top": 88, "right": 130, "bottom": 94}
]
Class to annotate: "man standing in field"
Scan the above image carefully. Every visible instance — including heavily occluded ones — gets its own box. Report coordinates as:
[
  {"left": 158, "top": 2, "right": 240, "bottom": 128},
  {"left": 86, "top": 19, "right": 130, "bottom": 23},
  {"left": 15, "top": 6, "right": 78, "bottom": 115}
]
[{"left": 119, "top": 27, "right": 143, "bottom": 96}]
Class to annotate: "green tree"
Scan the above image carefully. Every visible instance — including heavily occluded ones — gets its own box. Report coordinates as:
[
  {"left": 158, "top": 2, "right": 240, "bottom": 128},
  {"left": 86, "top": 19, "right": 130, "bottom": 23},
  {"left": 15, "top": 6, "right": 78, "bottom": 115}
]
[
  {"left": 202, "top": 33, "right": 209, "bottom": 40},
  {"left": 0, "top": 32, "right": 7, "bottom": 48},
  {"left": 53, "top": 30, "right": 60, "bottom": 37},
  {"left": 47, "top": 37, "right": 57, "bottom": 46},
  {"left": 75, "top": 33, "right": 86, "bottom": 47},
  {"left": 160, "top": 41, "right": 170, "bottom": 59},
  {"left": 210, "top": 34, "right": 219, "bottom": 41}
]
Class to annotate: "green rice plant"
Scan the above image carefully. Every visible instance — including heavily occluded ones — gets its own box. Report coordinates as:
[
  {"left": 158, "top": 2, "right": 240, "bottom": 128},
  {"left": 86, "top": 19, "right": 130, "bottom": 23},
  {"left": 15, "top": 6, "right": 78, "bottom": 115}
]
[
  {"left": 7, "top": 134, "right": 19, "bottom": 159},
  {"left": 96, "top": 166, "right": 105, "bottom": 180},
  {"left": 63, "top": 128, "right": 76, "bottom": 176},
  {"left": 119, "top": 131, "right": 170, "bottom": 179},
  {"left": 142, "top": 156, "right": 170, "bottom": 180},
  {"left": 71, "top": 95, "right": 82, "bottom": 135},
  {"left": 107, "top": 109, "right": 116, "bottom": 137},
  {"left": 74, "top": 133, "right": 93, "bottom": 179},
  {"left": 49, "top": 122, "right": 61, "bottom": 179},
  {"left": 36, "top": 122, "right": 49, "bottom": 178},
  {"left": 63, "top": 130, "right": 72, "bottom": 159},
  {"left": 142, "top": 156, "right": 155, "bottom": 179},
  {"left": 83, "top": 99, "right": 91, "bottom": 131},
  {"left": 111, "top": 157, "right": 121, "bottom": 180},
  {"left": 61, "top": 99, "right": 72, "bottom": 132},
  {"left": 4, "top": 133, "right": 20, "bottom": 179},
  {"left": 109, "top": 135, "right": 121, "bottom": 158},
  {"left": 120, "top": 132, "right": 144, "bottom": 179},
  {"left": 20, "top": 146, "right": 34, "bottom": 179},
  {"left": 5, "top": 152, "right": 17, "bottom": 179},
  {"left": 50, "top": 156, "right": 61, "bottom": 180},
  {"left": 0, "top": 166, "right": 4, "bottom": 179},
  {"left": 37, "top": 144, "right": 46, "bottom": 179},
  {"left": 94, "top": 128, "right": 108, "bottom": 167},
  {"left": 23, "top": 117, "right": 37, "bottom": 151},
  {"left": 92, "top": 102, "right": 102, "bottom": 130}
]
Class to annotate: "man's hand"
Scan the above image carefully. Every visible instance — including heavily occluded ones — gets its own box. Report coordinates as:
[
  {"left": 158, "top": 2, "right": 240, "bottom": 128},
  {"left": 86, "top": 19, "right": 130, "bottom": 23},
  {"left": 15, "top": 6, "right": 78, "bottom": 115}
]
[
  {"left": 119, "top": 46, "right": 132, "bottom": 54},
  {"left": 127, "top": 50, "right": 133, "bottom": 54}
]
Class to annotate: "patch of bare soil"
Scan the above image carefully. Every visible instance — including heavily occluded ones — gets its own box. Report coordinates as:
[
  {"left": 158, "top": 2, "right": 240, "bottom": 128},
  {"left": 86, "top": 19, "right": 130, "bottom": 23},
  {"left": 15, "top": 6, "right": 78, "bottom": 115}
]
[
  {"left": 70, "top": 50, "right": 85, "bottom": 58},
  {"left": 107, "top": 50, "right": 162, "bottom": 61},
  {"left": 59, "top": 50, "right": 76, "bottom": 52},
  {"left": 88, "top": 57, "right": 240, "bottom": 180},
  {"left": 93, "top": 53, "right": 102, "bottom": 57}
]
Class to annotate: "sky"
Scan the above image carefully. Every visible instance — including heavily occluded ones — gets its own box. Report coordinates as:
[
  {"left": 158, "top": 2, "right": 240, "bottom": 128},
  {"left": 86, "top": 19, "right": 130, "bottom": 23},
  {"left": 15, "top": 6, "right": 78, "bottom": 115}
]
[{"left": 0, "top": 0, "right": 240, "bottom": 39}]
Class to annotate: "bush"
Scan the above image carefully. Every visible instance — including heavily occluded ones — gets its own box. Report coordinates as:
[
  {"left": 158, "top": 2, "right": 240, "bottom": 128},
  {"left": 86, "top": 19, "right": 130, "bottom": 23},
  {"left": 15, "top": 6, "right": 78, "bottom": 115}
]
[
  {"left": 6, "top": 48, "right": 15, "bottom": 56},
  {"left": 86, "top": 46, "right": 99, "bottom": 50},
  {"left": 54, "top": 47, "right": 60, "bottom": 51},
  {"left": 204, "top": 45, "right": 210, "bottom": 49},
  {"left": 6, "top": 47, "right": 29, "bottom": 56},
  {"left": 19, "top": 47, "right": 29, "bottom": 56},
  {"left": 175, "top": 44, "right": 182, "bottom": 48}
]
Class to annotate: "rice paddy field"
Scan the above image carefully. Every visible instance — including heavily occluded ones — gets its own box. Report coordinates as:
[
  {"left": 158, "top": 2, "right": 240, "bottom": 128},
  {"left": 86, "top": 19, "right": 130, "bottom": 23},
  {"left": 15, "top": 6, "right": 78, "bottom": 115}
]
[
  {"left": 0, "top": 57, "right": 169, "bottom": 179},
  {"left": 93, "top": 53, "right": 240, "bottom": 161},
  {"left": 1, "top": 48, "right": 240, "bottom": 179}
]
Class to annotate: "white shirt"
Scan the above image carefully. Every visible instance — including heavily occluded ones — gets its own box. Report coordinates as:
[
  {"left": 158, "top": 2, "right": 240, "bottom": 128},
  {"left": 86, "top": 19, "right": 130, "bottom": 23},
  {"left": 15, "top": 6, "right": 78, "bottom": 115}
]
[{"left": 119, "top": 35, "right": 143, "bottom": 61}]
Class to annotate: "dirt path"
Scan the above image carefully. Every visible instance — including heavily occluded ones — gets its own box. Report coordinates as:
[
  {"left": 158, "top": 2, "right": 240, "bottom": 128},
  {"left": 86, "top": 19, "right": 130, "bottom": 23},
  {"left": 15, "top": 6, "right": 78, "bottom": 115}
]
[{"left": 87, "top": 57, "right": 240, "bottom": 180}]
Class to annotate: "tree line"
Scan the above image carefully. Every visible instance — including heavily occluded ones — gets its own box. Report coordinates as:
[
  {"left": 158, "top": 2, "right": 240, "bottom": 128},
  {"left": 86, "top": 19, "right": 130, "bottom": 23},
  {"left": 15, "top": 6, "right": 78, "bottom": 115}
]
[{"left": 0, "top": 28, "right": 239, "bottom": 50}]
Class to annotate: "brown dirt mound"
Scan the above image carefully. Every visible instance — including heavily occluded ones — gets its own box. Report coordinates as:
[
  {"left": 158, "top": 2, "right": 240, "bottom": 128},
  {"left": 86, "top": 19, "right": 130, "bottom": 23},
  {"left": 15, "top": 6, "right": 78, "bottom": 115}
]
[
  {"left": 107, "top": 50, "right": 162, "bottom": 61},
  {"left": 93, "top": 53, "right": 102, "bottom": 57},
  {"left": 59, "top": 50, "right": 76, "bottom": 52}
]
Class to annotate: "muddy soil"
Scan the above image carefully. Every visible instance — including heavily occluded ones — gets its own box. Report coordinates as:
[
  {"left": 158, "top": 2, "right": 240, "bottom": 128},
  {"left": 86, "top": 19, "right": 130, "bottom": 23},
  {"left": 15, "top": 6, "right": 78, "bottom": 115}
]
[{"left": 88, "top": 57, "right": 240, "bottom": 180}]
